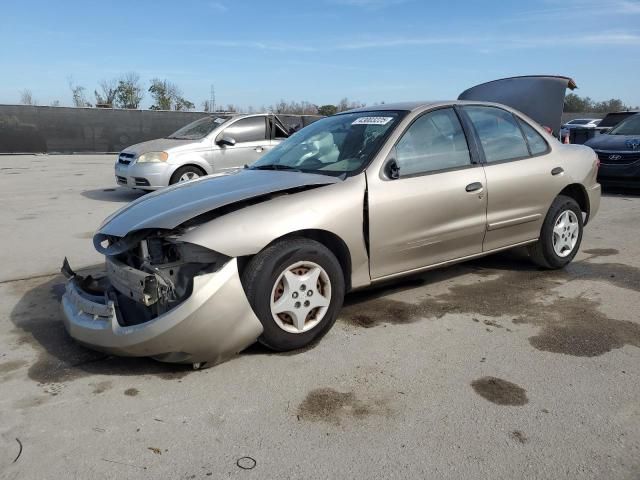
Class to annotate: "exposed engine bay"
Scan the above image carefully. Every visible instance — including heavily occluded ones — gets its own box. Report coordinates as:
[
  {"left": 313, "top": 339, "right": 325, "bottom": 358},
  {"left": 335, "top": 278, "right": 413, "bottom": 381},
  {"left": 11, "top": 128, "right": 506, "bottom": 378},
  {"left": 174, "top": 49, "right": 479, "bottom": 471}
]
[{"left": 65, "top": 230, "right": 229, "bottom": 326}]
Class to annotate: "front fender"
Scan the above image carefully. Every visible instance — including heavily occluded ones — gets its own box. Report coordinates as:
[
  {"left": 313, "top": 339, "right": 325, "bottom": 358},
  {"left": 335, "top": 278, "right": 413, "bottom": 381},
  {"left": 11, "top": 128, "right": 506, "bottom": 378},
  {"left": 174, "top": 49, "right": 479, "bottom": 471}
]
[
  {"left": 179, "top": 174, "right": 371, "bottom": 289},
  {"left": 170, "top": 152, "right": 214, "bottom": 175}
]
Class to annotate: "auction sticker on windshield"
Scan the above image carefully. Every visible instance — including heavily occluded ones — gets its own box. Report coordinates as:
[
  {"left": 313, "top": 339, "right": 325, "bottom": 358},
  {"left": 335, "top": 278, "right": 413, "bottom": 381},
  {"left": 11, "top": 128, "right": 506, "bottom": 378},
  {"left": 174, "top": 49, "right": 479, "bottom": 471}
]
[{"left": 352, "top": 117, "right": 394, "bottom": 126}]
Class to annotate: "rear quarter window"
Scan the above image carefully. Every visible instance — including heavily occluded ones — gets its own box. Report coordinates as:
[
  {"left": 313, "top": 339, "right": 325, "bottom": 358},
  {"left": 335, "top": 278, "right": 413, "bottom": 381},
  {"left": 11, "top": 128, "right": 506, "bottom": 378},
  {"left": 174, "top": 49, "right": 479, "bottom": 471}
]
[{"left": 517, "top": 118, "right": 549, "bottom": 156}]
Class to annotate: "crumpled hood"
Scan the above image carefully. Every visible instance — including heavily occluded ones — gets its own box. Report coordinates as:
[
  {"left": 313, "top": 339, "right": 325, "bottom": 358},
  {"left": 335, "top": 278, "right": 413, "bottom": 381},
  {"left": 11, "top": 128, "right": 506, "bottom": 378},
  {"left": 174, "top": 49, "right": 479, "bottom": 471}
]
[
  {"left": 585, "top": 134, "right": 640, "bottom": 151},
  {"left": 121, "top": 138, "right": 197, "bottom": 155},
  {"left": 98, "top": 169, "right": 341, "bottom": 237}
]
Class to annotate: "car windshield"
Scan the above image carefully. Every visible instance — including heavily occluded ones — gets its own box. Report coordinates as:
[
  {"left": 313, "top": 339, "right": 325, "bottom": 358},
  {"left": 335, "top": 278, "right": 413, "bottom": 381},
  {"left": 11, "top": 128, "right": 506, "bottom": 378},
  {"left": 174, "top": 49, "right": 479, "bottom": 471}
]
[
  {"left": 250, "top": 110, "right": 406, "bottom": 176},
  {"left": 167, "top": 115, "right": 231, "bottom": 140},
  {"left": 608, "top": 114, "right": 640, "bottom": 135},
  {"left": 568, "top": 119, "right": 591, "bottom": 125}
]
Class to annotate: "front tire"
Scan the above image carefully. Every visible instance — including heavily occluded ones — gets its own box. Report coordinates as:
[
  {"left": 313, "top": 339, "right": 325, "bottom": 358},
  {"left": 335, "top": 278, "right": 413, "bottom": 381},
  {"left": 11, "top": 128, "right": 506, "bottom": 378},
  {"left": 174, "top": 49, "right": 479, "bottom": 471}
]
[
  {"left": 169, "top": 165, "right": 206, "bottom": 185},
  {"left": 528, "top": 195, "right": 583, "bottom": 269},
  {"left": 242, "top": 238, "right": 345, "bottom": 351}
]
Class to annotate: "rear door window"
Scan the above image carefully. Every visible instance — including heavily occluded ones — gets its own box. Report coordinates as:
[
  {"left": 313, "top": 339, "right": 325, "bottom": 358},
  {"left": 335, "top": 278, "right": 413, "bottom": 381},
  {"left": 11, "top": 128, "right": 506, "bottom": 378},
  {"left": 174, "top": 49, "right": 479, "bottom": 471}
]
[
  {"left": 464, "top": 106, "right": 529, "bottom": 163},
  {"left": 220, "top": 116, "right": 267, "bottom": 143}
]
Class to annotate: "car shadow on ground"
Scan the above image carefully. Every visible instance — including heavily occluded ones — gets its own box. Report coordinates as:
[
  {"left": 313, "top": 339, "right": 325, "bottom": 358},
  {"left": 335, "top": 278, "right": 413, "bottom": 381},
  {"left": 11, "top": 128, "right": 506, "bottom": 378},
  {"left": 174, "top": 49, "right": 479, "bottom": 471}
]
[
  {"left": 81, "top": 187, "right": 146, "bottom": 203},
  {"left": 9, "top": 269, "right": 192, "bottom": 384},
  {"left": 601, "top": 185, "right": 640, "bottom": 197}
]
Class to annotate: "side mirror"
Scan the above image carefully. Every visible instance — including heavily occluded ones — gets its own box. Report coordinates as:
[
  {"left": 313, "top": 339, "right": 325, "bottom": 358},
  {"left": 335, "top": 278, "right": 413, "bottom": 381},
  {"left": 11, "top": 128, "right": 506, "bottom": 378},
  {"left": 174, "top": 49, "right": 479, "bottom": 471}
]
[
  {"left": 385, "top": 159, "right": 400, "bottom": 180},
  {"left": 217, "top": 135, "right": 236, "bottom": 147}
]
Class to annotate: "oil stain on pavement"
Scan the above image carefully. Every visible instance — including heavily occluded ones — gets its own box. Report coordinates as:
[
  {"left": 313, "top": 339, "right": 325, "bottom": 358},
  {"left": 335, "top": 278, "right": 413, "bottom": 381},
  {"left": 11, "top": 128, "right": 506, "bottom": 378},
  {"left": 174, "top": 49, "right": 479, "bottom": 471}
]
[
  {"left": 510, "top": 430, "right": 529, "bottom": 444},
  {"left": 583, "top": 248, "right": 619, "bottom": 257},
  {"left": 341, "top": 251, "right": 640, "bottom": 357},
  {"left": 297, "top": 388, "right": 390, "bottom": 425},
  {"left": 471, "top": 377, "right": 528, "bottom": 406}
]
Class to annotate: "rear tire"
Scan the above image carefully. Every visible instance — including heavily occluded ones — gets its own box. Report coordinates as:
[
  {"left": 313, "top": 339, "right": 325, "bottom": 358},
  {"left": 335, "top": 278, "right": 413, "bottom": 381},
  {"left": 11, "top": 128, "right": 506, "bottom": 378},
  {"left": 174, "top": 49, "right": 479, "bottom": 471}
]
[
  {"left": 169, "top": 165, "right": 206, "bottom": 185},
  {"left": 527, "top": 195, "right": 583, "bottom": 269},
  {"left": 242, "top": 238, "right": 345, "bottom": 352}
]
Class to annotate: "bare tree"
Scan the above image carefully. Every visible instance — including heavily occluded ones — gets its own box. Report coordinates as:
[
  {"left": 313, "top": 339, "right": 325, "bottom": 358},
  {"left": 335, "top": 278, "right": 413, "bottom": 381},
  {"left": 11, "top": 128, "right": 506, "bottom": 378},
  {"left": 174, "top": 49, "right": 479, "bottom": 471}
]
[
  {"left": 19, "top": 89, "right": 36, "bottom": 105},
  {"left": 68, "top": 78, "right": 91, "bottom": 107},
  {"left": 270, "top": 99, "right": 319, "bottom": 115},
  {"left": 95, "top": 79, "right": 118, "bottom": 107},
  {"left": 202, "top": 100, "right": 212, "bottom": 112},
  {"left": 115, "top": 72, "right": 144, "bottom": 109},
  {"left": 50, "top": 100, "right": 60, "bottom": 107}
]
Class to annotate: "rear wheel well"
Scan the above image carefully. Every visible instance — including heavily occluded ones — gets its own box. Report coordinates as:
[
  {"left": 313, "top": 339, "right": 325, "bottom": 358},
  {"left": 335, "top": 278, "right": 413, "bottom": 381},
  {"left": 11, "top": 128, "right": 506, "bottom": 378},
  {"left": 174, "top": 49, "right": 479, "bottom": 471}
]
[
  {"left": 238, "top": 230, "right": 352, "bottom": 292},
  {"left": 558, "top": 184, "right": 590, "bottom": 223}
]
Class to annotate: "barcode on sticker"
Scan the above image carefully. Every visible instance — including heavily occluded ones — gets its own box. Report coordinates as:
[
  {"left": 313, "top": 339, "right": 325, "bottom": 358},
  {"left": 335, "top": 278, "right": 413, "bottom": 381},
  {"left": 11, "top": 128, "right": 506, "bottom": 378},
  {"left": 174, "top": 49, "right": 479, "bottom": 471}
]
[{"left": 352, "top": 116, "right": 393, "bottom": 126}]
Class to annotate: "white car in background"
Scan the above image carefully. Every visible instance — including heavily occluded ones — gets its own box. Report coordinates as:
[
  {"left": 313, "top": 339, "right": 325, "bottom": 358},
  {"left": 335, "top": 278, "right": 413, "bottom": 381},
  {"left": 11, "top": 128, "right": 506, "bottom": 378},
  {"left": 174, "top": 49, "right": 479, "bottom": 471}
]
[{"left": 560, "top": 118, "right": 601, "bottom": 139}]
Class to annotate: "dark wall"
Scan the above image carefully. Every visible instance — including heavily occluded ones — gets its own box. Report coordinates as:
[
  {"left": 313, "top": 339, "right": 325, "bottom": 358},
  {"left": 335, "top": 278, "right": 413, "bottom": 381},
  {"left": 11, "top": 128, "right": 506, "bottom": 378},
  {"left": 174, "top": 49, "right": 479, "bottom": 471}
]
[
  {"left": 0, "top": 104, "right": 602, "bottom": 154},
  {"left": 0, "top": 105, "right": 210, "bottom": 153}
]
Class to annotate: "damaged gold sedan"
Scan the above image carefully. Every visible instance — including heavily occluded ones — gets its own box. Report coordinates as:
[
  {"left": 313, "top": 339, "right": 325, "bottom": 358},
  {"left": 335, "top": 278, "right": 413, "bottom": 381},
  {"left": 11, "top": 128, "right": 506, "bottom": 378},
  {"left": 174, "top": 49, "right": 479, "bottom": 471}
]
[{"left": 61, "top": 76, "right": 601, "bottom": 368}]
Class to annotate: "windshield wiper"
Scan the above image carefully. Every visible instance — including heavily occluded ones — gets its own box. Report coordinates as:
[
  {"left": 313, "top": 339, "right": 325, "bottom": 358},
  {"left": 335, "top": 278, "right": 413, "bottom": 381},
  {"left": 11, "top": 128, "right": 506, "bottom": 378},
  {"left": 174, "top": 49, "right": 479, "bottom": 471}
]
[{"left": 251, "top": 164, "right": 301, "bottom": 172}]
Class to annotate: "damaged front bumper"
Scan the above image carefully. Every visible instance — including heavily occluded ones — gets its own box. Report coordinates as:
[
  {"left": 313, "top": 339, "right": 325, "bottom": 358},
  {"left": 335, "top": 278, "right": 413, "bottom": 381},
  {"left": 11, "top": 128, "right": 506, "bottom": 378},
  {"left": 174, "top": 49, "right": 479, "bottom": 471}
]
[{"left": 61, "top": 258, "right": 263, "bottom": 366}]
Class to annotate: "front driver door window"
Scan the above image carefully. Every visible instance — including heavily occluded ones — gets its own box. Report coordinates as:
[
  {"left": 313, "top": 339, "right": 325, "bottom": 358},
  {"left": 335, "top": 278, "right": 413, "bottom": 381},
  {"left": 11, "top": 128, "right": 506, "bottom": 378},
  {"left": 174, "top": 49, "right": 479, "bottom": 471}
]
[
  {"left": 367, "top": 107, "right": 488, "bottom": 278},
  {"left": 395, "top": 108, "right": 472, "bottom": 176},
  {"left": 214, "top": 116, "right": 269, "bottom": 171}
]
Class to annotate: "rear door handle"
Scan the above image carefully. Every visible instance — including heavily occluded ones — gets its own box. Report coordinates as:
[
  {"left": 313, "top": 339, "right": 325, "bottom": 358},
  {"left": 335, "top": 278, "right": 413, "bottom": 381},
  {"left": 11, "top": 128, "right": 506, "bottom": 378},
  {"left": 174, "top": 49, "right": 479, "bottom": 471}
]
[
  {"left": 254, "top": 146, "right": 264, "bottom": 153},
  {"left": 465, "top": 182, "right": 483, "bottom": 192},
  {"left": 551, "top": 167, "right": 564, "bottom": 176}
]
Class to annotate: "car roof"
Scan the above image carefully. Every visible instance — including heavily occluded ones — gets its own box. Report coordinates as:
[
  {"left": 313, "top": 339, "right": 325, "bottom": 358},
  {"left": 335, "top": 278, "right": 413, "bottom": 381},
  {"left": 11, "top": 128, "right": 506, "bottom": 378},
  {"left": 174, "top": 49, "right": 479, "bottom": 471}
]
[
  {"left": 343, "top": 99, "right": 535, "bottom": 114},
  {"left": 345, "top": 101, "right": 444, "bottom": 113}
]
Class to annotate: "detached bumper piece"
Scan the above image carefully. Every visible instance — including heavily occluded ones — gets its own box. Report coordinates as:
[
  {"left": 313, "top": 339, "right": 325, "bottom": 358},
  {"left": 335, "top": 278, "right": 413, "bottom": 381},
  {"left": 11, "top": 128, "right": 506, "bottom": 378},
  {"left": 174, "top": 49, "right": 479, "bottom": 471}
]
[{"left": 60, "top": 257, "right": 263, "bottom": 366}]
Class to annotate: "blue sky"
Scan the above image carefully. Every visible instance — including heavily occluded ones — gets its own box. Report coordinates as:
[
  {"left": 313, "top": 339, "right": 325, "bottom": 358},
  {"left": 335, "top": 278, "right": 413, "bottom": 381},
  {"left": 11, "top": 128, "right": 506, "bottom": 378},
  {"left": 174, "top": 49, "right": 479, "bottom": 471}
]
[{"left": 1, "top": 0, "right": 639, "bottom": 109}]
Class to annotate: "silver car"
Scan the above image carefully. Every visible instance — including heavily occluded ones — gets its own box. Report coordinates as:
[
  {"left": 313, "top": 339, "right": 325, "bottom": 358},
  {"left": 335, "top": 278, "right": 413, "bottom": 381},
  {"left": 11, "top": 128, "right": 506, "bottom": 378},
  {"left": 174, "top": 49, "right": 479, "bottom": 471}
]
[
  {"left": 560, "top": 118, "right": 601, "bottom": 139},
  {"left": 61, "top": 76, "right": 600, "bottom": 369},
  {"left": 114, "top": 113, "right": 322, "bottom": 190}
]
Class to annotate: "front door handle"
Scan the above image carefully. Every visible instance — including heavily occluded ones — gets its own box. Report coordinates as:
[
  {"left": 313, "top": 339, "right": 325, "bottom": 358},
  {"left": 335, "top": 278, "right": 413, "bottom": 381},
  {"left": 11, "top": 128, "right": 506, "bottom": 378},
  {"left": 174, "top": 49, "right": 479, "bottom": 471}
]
[
  {"left": 551, "top": 167, "right": 564, "bottom": 176},
  {"left": 465, "top": 182, "right": 483, "bottom": 192},
  {"left": 254, "top": 146, "right": 264, "bottom": 153}
]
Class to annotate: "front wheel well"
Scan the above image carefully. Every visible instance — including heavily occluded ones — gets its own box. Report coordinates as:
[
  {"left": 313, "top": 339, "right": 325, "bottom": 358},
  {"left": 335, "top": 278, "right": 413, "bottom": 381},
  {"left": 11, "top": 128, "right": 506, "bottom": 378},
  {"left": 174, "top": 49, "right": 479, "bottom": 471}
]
[
  {"left": 169, "top": 164, "right": 208, "bottom": 183},
  {"left": 558, "top": 184, "right": 590, "bottom": 223},
  {"left": 237, "top": 229, "right": 352, "bottom": 292}
]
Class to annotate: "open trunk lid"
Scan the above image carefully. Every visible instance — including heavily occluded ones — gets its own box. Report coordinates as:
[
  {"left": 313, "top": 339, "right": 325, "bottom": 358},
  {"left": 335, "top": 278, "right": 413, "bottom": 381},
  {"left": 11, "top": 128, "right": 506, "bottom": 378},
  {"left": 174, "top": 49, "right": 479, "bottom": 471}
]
[{"left": 458, "top": 75, "right": 577, "bottom": 136}]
